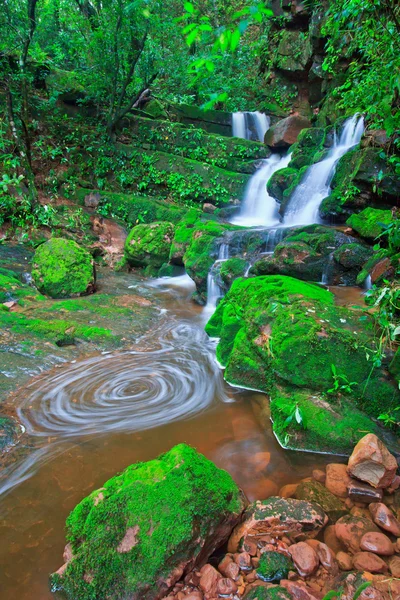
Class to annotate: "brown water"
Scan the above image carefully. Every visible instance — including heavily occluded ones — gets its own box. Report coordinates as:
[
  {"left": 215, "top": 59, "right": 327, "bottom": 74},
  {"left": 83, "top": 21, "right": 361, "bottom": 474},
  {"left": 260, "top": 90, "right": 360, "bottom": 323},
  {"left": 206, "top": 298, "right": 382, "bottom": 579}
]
[{"left": 0, "top": 274, "right": 354, "bottom": 600}]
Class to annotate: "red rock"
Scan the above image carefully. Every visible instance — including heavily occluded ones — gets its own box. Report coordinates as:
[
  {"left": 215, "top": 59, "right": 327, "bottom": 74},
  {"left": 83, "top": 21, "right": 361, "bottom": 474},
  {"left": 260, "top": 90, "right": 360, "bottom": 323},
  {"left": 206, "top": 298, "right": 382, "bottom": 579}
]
[
  {"left": 336, "top": 551, "right": 353, "bottom": 571},
  {"left": 371, "top": 574, "right": 400, "bottom": 598},
  {"left": 289, "top": 541, "right": 319, "bottom": 577},
  {"left": 353, "top": 552, "right": 388, "bottom": 573},
  {"left": 325, "top": 464, "right": 351, "bottom": 498},
  {"left": 369, "top": 502, "right": 400, "bottom": 536},
  {"left": 388, "top": 555, "right": 400, "bottom": 577},
  {"left": 264, "top": 115, "right": 312, "bottom": 149},
  {"left": 347, "top": 434, "right": 398, "bottom": 489},
  {"left": 280, "top": 579, "right": 323, "bottom": 600},
  {"left": 242, "top": 538, "right": 258, "bottom": 556},
  {"left": 324, "top": 525, "right": 345, "bottom": 554},
  {"left": 371, "top": 257, "right": 395, "bottom": 283},
  {"left": 228, "top": 497, "right": 327, "bottom": 553},
  {"left": 348, "top": 480, "right": 383, "bottom": 504},
  {"left": 387, "top": 475, "right": 400, "bottom": 493},
  {"left": 183, "top": 594, "right": 203, "bottom": 600},
  {"left": 335, "top": 515, "right": 380, "bottom": 553},
  {"left": 315, "top": 542, "right": 337, "bottom": 571},
  {"left": 312, "top": 469, "right": 326, "bottom": 484},
  {"left": 360, "top": 532, "right": 394, "bottom": 556},
  {"left": 199, "top": 565, "right": 221, "bottom": 596},
  {"left": 218, "top": 556, "right": 239, "bottom": 580},
  {"left": 234, "top": 552, "right": 251, "bottom": 571},
  {"left": 217, "top": 578, "right": 238, "bottom": 595},
  {"left": 279, "top": 484, "right": 298, "bottom": 498}
]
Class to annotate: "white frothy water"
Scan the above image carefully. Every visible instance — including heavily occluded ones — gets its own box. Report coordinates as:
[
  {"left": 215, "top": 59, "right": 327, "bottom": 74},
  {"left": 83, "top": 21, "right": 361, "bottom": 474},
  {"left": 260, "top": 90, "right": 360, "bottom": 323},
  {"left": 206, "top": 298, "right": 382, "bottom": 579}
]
[
  {"left": 203, "top": 243, "right": 230, "bottom": 318},
  {"left": 283, "top": 115, "right": 365, "bottom": 226},
  {"left": 232, "top": 112, "right": 270, "bottom": 142},
  {"left": 231, "top": 153, "right": 292, "bottom": 227}
]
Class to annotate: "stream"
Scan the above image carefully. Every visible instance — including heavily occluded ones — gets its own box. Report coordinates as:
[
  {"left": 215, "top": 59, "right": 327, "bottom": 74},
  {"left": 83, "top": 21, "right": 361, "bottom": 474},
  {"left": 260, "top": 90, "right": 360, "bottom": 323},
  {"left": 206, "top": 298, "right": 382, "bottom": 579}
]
[
  {"left": 0, "top": 112, "right": 368, "bottom": 599},
  {"left": 0, "top": 270, "right": 339, "bottom": 600}
]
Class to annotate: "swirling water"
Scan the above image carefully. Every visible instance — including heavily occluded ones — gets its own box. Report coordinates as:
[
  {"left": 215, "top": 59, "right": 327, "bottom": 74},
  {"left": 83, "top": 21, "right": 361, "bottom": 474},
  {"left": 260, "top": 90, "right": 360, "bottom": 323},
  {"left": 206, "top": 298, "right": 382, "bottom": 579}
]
[{"left": 0, "top": 272, "right": 330, "bottom": 600}]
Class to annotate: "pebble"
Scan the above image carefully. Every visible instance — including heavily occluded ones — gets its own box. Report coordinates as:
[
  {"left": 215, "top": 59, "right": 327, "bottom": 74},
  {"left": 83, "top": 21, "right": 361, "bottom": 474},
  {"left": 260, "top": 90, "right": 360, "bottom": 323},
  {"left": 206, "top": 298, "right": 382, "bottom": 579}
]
[
  {"left": 352, "top": 551, "right": 388, "bottom": 573},
  {"left": 325, "top": 464, "right": 351, "bottom": 498},
  {"left": 369, "top": 502, "right": 400, "bottom": 536},
  {"left": 289, "top": 541, "right": 319, "bottom": 577},
  {"left": 388, "top": 555, "right": 400, "bottom": 577},
  {"left": 360, "top": 531, "right": 394, "bottom": 556},
  {"left": 312, "top": 469, "right": 326, "bottom": 484},
  {"left": 336, "top": 551, "right": 353, "bottom": 571}
]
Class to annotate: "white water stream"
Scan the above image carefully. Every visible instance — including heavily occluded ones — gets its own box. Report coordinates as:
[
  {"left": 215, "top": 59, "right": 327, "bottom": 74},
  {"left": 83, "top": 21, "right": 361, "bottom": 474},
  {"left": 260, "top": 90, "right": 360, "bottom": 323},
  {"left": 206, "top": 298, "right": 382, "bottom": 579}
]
[
  {"left": 232, "top": 111, "right": 270, "bottom": 142},
  {"left": 283, "top": 115, "right": 365, "bottom": 226}
]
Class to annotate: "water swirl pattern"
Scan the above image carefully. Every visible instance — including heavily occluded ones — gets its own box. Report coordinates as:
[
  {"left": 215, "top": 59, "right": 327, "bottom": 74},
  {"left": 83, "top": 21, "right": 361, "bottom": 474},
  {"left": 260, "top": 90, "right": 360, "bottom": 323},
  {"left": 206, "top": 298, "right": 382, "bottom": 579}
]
[{"left": 18, "top": 320, "right": 229, "bottom": 438}]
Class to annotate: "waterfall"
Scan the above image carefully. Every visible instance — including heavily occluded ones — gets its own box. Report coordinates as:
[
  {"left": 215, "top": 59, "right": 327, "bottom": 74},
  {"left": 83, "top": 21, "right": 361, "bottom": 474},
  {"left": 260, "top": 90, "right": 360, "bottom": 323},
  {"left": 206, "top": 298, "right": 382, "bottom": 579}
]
[
  {"left": 231, "top": 153, "right": 292, "bottom": 227},
  {"left": 283, "top": 115, "right": 365, "bottom": 226},
  {"left": 232, "top": 112, "right": 270, "bottom": 142},
  {"left": 203, "top": 243, "right": 230, "bottom": 317}
]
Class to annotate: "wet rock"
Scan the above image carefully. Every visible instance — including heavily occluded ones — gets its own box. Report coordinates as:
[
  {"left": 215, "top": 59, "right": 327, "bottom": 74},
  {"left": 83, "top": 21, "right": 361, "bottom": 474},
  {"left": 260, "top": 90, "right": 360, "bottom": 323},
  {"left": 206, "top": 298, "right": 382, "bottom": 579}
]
[
  {"left": 348, "top": 480, "right": 383, "bottom": 504},
  {"left": 280, "top": 579, "right": 322, "bottom": 600},
  {"left": 352, "top": 552, "right": 388, "bottom": 573},
  {"left": 312, "top": 470, "right": 326, "bottom": 484},
  {"left": 228, "top": 497, "right": 327, "bottom": 552},
  {"left": 325, "top": 464, "right": 351, "bottom": 499},
  {"left": 199, "top": 564, "right": 221, "bottom": 596},
  {"left": 264, "top": 116, "right": 312, "bottom": 150},
  {"left": 360, "top": 532, "right": 394, "bottom": 556},
  {"left": 347, "top": 434, "right": 398, "bottom": 489},
  {"left": 218, "top": 556, "right": 239, "bottom": 580},
  {"left": 388, "top": 555, "right": 400, "bottom": 577},
  {"left": 295, "top": 480, "right": 347, "bottom": 523},
  {"left": 217, "top": 578, "right": 237, "bottom": 595},
  {"left": 369, "top": 502, "right": 400, "bottom": 536},
  {"left": 324, "top": 525, "right": 345, "bottom": 554},
  {"left": 335, "top": 515, "right": 380, "bottom": 553},
  {"left": 243, "top": 586, "right": 292, "bottom": 600},
  {"left": 234, "top": 552, "right": 252, "bottom": 571},
  {"left": 279, "top": 484, "right": 298, "bottom": 498},
  {"left": 51, "top": 444, "right": 245, "bottom": 600},
  {"left": 84, "top": 191, "right": 101, "bottom": 208},
  {"left": 336, "top": 551, "right": 353, "bottom": 571},
  {"left": 256, "top": 551, "right": 294, "bottom": 582},
  {"left": 202, "top": 203, "right": 216, "bottom": 214},
  {"left": 315, "top": 542, "right": 337, "bottom": 572},
  {"left": 289, "top": 542, "right": 319, "bottom": 577}
]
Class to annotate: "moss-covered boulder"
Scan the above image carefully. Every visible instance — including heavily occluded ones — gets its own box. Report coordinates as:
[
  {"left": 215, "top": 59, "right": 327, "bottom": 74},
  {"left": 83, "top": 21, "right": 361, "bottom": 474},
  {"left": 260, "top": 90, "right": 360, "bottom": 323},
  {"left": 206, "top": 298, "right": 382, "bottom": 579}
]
[
  {"left": 256, "top": 551, "right": 294, "bottom": 582},
  {"left": 32, "top": 238, "right": 95, "bottom": 299},
  {"left": 275, "top": 30, "right": 313, "bottom": 75},
  {"left": 295, "top": 480, "right": 347, "bottom": 523},
  {"left": 267, "top": 167, "right": 298, "bottom": 203},
  {"left": 346, "top": 207, "right": 393, "bottom": 240},
  {"left": 205, "top": 275, "right": 399, "bottom": 448},
  {"left": 243, "top": 587, "right": 292, "bottom": 600},
  {"left": 124, "top": 222, "right": 175, "bottom": 269},
  {"left": 220, "top": 257, "right": 248, "bottom": 289},
  {"left": 169, "top": 208, "right": 201, "bottom": 265},
  {"left": 51, "top": 444, "right": 246, "bottom": 600}
]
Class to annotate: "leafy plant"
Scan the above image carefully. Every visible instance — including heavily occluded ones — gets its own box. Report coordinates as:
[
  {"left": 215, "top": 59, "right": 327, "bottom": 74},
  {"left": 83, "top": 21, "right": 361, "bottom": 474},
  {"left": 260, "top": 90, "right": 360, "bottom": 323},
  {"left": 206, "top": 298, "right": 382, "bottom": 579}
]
[{"left": 327, "top": 364, "right": 358, "bottom": 395}]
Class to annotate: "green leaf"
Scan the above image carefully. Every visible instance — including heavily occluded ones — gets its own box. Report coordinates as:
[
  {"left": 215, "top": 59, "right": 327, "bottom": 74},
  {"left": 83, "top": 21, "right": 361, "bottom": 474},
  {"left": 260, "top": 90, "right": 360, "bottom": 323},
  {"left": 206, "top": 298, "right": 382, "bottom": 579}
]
[
  {"left": 353, "top": 582, "right": 372, "bottom": 600},
  {"left": 230, "top": 28, "right": 241, "bottom": 51},
  {"left": 184, "top": 2, "right": 194, "bottom": 14}
]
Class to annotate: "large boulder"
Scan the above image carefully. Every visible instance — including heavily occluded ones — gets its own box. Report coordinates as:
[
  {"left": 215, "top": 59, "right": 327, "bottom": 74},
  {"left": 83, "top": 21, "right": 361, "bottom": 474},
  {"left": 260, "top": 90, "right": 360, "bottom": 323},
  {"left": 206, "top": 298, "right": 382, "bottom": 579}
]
[
  {"left": 228, "top": 496, "right": 328, "bottom": 552},
  {"left": 264, "top": 116, "right": 312, "bottom": 150},
  {"left": 346, "top": 208, "right": 393, "bottom": 240},
  {"left": 347, "top": 433, "right": 398, "bottom": 489},
  {"left": 124, "top": 222, "right": 175, "bottom": 269},
  {"left": 51, "top": 444, "right": 246, "bottom": 600},
  {"left": 32, "top": 238, "right": 95, "bottom": 299}
]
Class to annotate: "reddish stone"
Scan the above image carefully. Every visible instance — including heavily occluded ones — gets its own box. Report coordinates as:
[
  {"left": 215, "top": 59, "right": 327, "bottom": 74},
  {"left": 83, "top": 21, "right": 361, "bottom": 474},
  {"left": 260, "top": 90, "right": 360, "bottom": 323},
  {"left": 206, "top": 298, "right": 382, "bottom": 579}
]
[
  {"left": 234, "top": 552, "right": 251, "bottom": 571},
  {"left": 388, "top": 555, "right": 400, "bottom": 577},
  {"left": 360, "top": 531, "right": 394, "bottom": 556},
  {"left": 218, "top": 556, "right": 239, "bottom": 580},
  {"left": 352, "top": 552, "right": 388, "bottom": 573},
  {"left": 336, "top": 551, "right": 353, "bottom": 571},
  {"left": 280, "top": 579, "right": 323, "bottom": 600},
  {"left": 348, "top": 480, "right": 383, "bottom": 504},
  {"left": 312, "top": 469, "right": 326, "bottom": 484},
  {"left": 264, "top": 115, "right": 312, "bottom": 149},
  {"left": 199, "top": 565, "right": 221, "bottom": 597},
  {"left": 369, "top": 502, "right": 400, "bottom": 536},
  {"left": 324, "top": 525, "right": 345, "bottom": 554},
  {"left": 335, "top": 515, "right": 380, "bottom": 553},
  {"left": 315, "top": 542, "right": 337, "bottom": 572},
  {"left": 289, "top": 541, "right": 319, "bottom": 577},
  {"left": 347, "top": 434, "right": 398, "bottom": 489},
  {"left": 217, "top": 578, "right": 238, "bottom": 595},
  {"left": 325, "top": 464, "right": 351, "bottom": 498}
]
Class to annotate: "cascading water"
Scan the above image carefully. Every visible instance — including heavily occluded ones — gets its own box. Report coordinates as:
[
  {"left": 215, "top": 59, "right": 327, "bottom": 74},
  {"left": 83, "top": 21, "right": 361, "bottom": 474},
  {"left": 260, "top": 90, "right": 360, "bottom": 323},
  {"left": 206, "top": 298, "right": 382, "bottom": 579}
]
[
  {"left": 231, "top": 153, "right": 292, "bottom": 227},
  {"left": 203, "top": 243, "right": 229, "bottom": 317},
  {"left": 232, "top": 111, "right": 270, "bottom": 142},
  {"left": 283, "top": 115, "right": 365, "bottom": 226}
]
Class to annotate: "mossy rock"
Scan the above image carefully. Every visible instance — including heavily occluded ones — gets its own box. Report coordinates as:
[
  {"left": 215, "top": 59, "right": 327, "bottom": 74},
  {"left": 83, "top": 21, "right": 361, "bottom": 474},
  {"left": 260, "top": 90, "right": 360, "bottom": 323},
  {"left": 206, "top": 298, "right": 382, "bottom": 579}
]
[
  {"left": 346, "top": 207, "right": 393, "bottom": 240},
  {"left": 267, "top": 167, "right": 298, "bottom": 203},
  {"left": 0, "top": 416, "right": 20, "bottom": 451},
  {"left": 32, "top": 238, "right": 95, "bottom": 299},
  {"left": 288, "top": 127, "right": 327, "bottom": 170},
  {"left": 295, "top": 480, "right": 347, "bottom": 523},
  {"left": 142, "top": 98, "right": 168, "bottom": 119},
  {"left": 124, "top": 222, "right": 175, "bottom": 268},
  {"left": 0, "top": 270, "right": 44, "bottom": 304},
  {"left": 243, "top": 587, "right": 292, "bottom": 600},
  {"left": 169, "top": 208, "right": 201, "bottom": 265},
  {"left": 51, "top": 444, "right": 245, "bottom": 600},
  {"left": 333, "top": 243, "right": 373, "bottom": 270},
  {"left": 275, "top": 30, "right": 313, "bottom": 74},
  {"left": 256, "top": 551, "right": 293, "bottom": 582},
  {"left": 220, "top": 257, "right": 248, "bottom": 289}
]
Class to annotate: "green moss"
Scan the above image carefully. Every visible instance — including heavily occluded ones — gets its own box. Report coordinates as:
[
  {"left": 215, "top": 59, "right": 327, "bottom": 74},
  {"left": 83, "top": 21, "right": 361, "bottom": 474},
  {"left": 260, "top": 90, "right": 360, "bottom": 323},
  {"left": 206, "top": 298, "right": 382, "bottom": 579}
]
[
  {"left": 243, "top": 587, "right": 292, "bottom": 600},
  {"left": 256, "top": 551, "right": 293, "bottom": 583},
  {"left": 51, "top": 444, "right": 243, "bottom": 600},
  {"left": 347, "top": 207, "right": 393, "bottom": 240},
  {"left": 32, "top": 238, "right": 95, "bottom": 299},
  {"left": 267, "top": 167, "right": 298, "bottom": 203},
  {"left": 124, "top": 222, "right": 175, "bottom": 268},
  {"left": 295, "top": 481, "right": 347, "bottom": 523},
  {"left": 288, "top": 127, "right": 326, "bottom": 170},
  {"left": 219, "top": 257, "right": 248, "bottom": 287},
  {"left": 0, "top": 272, "right": 44, "bottom": 304},
  {"left": 169, "top": 208, "right": 202, "bottom": 264}
]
